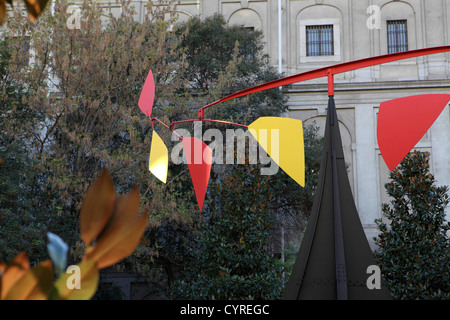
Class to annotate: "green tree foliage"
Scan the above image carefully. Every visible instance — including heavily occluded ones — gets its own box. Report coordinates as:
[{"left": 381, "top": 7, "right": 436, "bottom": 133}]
[
  {"left": 374, "top": 151, "right": 450, "bottom": 299},
  {"left": 2, "top": 0, "right": 197, "bottom": 277},
  {"left": 0, "top": 37, "right": 64, "bottom": 263},
  {"left": 171, "top": 165, "right": 284, "bottom": 299},
  {"left": 168, "top": 15, "right": 322, "bottom": 299},
  {"left": 176, "top": 13, "right": 287, "bottom": 123},
  {"left": 175, "top": 14, "right": 323, "bottom": 219}
]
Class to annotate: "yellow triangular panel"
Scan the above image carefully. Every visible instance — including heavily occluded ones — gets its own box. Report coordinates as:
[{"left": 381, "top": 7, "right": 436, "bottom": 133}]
[
  {"left": 148, "top": 131, "right": 168, "bottom": 183},
  {"left": 248, "top": 117, "right": 305, "bottom": 187}
]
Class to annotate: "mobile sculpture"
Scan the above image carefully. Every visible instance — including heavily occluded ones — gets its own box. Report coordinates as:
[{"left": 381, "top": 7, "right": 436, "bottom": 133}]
[{"left": 139, "top": 46, "right": 450, "bottom": 299}]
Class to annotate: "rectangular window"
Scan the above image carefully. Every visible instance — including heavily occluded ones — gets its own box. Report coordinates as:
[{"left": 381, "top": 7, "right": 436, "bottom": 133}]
[
  {"left": 387, "top": 20, "right": 408, "bottom": 53},
  {"left": 306, "top": 25, "right": 334, "bottom": 56}
]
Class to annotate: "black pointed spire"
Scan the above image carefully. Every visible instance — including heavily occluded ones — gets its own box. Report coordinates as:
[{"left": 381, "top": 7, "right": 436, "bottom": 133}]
[{"left": 283, "top": 97, "right": 391, "bottom": 300}]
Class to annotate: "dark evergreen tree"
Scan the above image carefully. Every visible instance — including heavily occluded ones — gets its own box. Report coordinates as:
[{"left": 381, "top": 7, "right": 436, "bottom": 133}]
[
  {"left": 0, "top": 37, "right": 74, "bottom": 264},
  {"left": 175, "top": 13, "right": 287, "bottom": 123},
  {"left": 374, "top": 151, "right": 450, "bottom": 299},
  {"left": 170, "top": 164, "right": 284, "bottom": 299}
]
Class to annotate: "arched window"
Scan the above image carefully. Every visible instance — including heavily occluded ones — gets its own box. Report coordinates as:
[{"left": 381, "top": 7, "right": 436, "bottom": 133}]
[
  {"left": 380, "top": 2, "right": 416, "bottom": 54},
  {"left": 228, "top": 9, "right": 262, "bottom": 31},
  {"left": 297, "top": 5, "right": 343, "bottom": 63}
]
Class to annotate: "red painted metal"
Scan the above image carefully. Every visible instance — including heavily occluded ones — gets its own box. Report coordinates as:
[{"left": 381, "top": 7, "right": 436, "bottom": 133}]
[
  {"left": 183, "top": 137, "right": 213, "bottom": 210},
  {"left": 327, "top": 69, "right": 334, "bottom": 97},
  {"left": 170, "top": 118, "right": 248, "bottom": 130},
  {"left": 138, "top": 69, "right": 155, "bottom": 117},
  {"left": 198, "top": 46, "right": 450, "bottom": 113},
  {"left": 377, "top": 94, "right": 450, "bottom": 171},
  {"left": 151, "top": 117, "right": 183, "bottom": 140}
]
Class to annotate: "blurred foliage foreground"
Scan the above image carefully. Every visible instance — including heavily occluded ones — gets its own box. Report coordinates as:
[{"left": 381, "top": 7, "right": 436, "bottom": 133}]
[{"left": 0, "top": 168, "right": 148, "bottom": 300}]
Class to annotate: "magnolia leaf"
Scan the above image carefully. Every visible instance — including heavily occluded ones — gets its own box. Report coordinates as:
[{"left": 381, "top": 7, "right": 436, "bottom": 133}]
[
  {"left": 49, "top": 260, "right": 99, "bottom": 300},
  {"left": 148, "top": 131, "right": 168, "bottom": 183},
  {"left": 138, "top": 69, "right": 155, "bottom": 117},
  {"left": 183, "top": 137, "right": 212, "bottom": 211},
  {"left": 4, "top": 260, "right": 53, "bottom": 300},
  {"left": 84, "top": 187, "right": 148, "bottom": 269},
  {"left": 80, "top": 169, "right": 115, "bottom": 246},
  {"left": 46, "top": 232, "right": 68, "bottom": 277},
  {"left": 248, "top": 117, "right": 305, "bottom": 187},
  {"left": 89, "top": 212, "right": 148, "bottom": 269}
]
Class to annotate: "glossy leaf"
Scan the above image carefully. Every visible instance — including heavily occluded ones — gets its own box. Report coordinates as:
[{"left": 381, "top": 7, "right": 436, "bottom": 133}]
[
  {"left": 80, "top": 169, "right": 115, "bottom": 246},
  {"left": 84, "top": 187, "right": 148, "bottom": 269},
  {"left": 49, "top": 260, "right": 99, "bottom": 300},
  {"left": 248, "top": 117, "right": 305, "bottom": 187},
  {"left": 377, "top": 94, "right": 450, "bottom": 171},
  {"left": 3, "top": 260, "right": 53, "bottom": 300},
  {"left": 148, "top": 131, "right": 168, "bottom": 183},
  {"left": 138, "top": 69, "right": 155, "bottom": 117},
  {"left": 183, "top": 137, "right": 213, "bottom": 210}
]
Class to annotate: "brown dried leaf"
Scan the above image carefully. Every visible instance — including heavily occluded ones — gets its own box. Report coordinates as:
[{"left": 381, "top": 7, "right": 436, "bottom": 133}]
[
  {"left": 0, "top": 1, "right": 6, "bottom": 26},
  {"left": 4, "top": 260, "right": 53, "bottom": 300},
  {"left": 22, "top": 0, "right": 49, "bottom": 22},
  {"left": 80, "top": 169, "right": 116, "bottom": 245},
  {"left": 95, "top": 211, "right": 148, "bottom": 269},
  {"left": 84, "top": 187, "right": 148, "bottom": 269},
  {"left": 0, "top": 252, "right": 30, "bottom": 299}
]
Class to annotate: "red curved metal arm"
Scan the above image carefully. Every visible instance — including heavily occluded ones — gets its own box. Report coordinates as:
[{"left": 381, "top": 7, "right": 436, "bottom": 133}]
[
  {"left": 151, "top": 117, "right": 183, "bottom": 139},
  {"left": 198, "top": 45, "right": 450, "bottom": 116}
]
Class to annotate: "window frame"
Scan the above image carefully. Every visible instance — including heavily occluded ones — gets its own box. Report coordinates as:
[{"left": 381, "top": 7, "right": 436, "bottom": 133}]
[
  {"left": 299, "top": 18, "right": 341, "bottom": 63},
  {"left": 386, "top": 19, "right": 408, "bottom": 54},
  {"left": 305, "top": 24, "right": 334, "bottom": 57}
]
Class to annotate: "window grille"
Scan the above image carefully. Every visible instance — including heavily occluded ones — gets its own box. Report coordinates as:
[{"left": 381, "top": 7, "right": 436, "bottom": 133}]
[
  {"left": 306, "top": 25, "right": 334, "bottom": 56},
  {"left": 387, "top": 20, "right": 408, "bottom": 53}
]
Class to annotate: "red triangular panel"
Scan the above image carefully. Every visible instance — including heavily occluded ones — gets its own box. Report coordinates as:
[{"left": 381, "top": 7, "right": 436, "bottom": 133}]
[
  {"left": 138, "top": 69, "right": 155, "bottom": 117},
  {"left": 182, "top": 137, "right": 212, "bottom": 210},
  {"left": 377, "top": 94, "right": 450, "bottom": 171}
]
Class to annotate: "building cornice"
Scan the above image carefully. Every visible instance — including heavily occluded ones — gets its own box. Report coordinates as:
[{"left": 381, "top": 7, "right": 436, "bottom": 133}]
[{"left": 287, "top": 79, "right": 450, "bottom": 94}]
